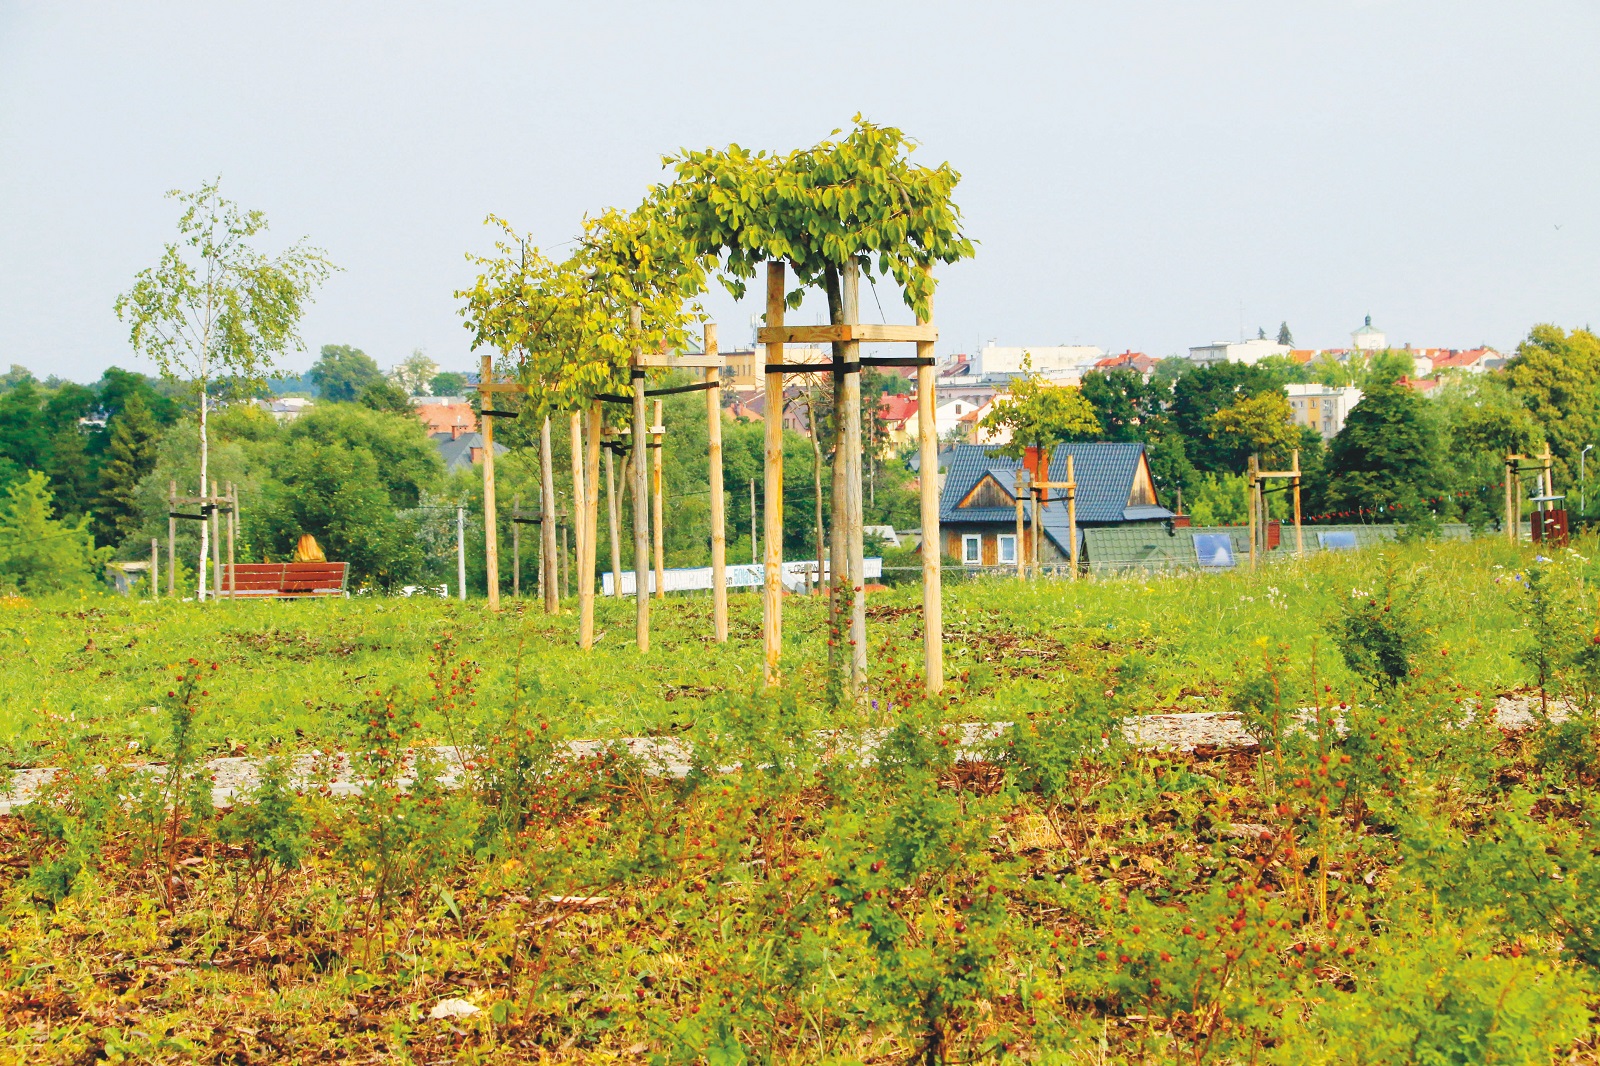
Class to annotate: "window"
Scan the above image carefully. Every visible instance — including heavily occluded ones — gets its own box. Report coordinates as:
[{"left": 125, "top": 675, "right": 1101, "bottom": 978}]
[
  {"left": 962, "top": 534, "right": 982, "bottom": 565},
  {"left": 998, "top": 534, "right": 1017, "bottom": 564}
]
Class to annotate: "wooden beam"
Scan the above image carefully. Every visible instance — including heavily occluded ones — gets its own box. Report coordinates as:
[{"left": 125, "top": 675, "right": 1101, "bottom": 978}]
[
  {"left": 632, "top": 306, "right": 650, "bottom": 652},
  {"left": 651, "top": 398, "right": 665, "bottom": 601},
  {"left": 756, "top": 323, "right": 938, "bottom": 345},
  {"left": 582, "top": 402, "right": 601, "bottom": 646},
  {"left": 541, "top": 416, "right": 559, "bottom": 614},
  {"left": 634, "top": 352, "right": 726, "bottom": 369},
  {"left": 840, "top": 260, "right": 867, "bottom": 691},
  {"left": 477, "top": 382, "right": 526, "bottom": 394}
]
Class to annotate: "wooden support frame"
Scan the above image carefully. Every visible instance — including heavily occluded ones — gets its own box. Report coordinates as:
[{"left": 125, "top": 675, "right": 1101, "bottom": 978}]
[
  {"left": 705, "top": 323, "right": 728, "bottom": 642},
  {"left": 759, "top": 259, "right": 942, "bottom": 694},
  {"left": 167, "top": 481, "right": 238, "bottom": 600},
  {"left": 651, "top": 398, "right": 665, "bottom": 601},
  {"left": 478, "top": 356, "right": 502, "bottom": 610},
  {"left": 1250, "top": 451, "right": 1304, "bottom": 559}
]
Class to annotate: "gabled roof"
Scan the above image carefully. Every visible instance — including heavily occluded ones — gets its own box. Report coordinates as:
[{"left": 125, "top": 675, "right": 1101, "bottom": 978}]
[
  {"left": 433, "top": 431, "right": 508, "bottom": 473},
  {"left": 878, "top": 395, "right": 919, "bottom": 424},
  {"left": 939, "top": 442, "right": 1173, "bottom": 553}
]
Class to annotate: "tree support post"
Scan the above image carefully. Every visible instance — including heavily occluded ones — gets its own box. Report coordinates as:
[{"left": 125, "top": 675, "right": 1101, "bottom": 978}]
[
  {"left": 631, "top": 305, "right": 650, "bottom": 653},
  {"left": 512, "top": 493, "right": 521, "bottom": 598},
  {"left": 569, "top": 410, "right": 589, "bottom": 647},
  {"left": 226, "top": 482, "right": 237, "bottom": 599},
  {"left": 762, "top": 263, "right": 785, "bottom": 684},
  {"left": 150, "top": 538, "right": 159, "bottom": 601},
  {"left": 167, "top": 480, "right": 177, "bottom": 597},
  {"left": 584, "top": 402, "right": 601, "bottom": 636},
  {"left": 1066, "top": 455, "right": 1078, "bottom": 579},
  {"left": 210, "top": 480, "right": 223, "bottom": 603},
  {"left": 1292, "top": 449, "right": 1304, "bottom": 557},
  {"left": 606, "top": 447, "right": 622, "bottom": 598},
  {"left": 1247, "top": 454, "right": 1259, "bottom": 570},
  {"left": 540, "top": 417, "right": 559, "bottom": 613},
  {"left": 916, "top": 299, "right": 943, "bottom": 694},
  {"left": 705, "top": 323, "right": 728, "bottom": 642},
  {"left": 480, "top": 355, "right": 501, "bottom": 611},
  {"left": 456, "top": 506, "right": 467, "bottom": 601},
  {"left": 651, "top": 398, "right": 666, "bottom": 601},
  {"left": 838, "top": 261, "right": 867, "bottom": 691},
  {"left": 1014, "top": 468, "right": 1027, "bottom": 582}
]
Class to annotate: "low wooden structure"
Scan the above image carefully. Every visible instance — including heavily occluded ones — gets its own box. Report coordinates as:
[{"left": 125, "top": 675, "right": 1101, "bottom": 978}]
[
  {"left": 1247, "top": 451, "right": 1303, "bottom": 567},
  {"left": 167, "top": 480, "right": 238, "bottom": 601},
  {"left": 218, "top": 562, "right": 349, "bottom": 598}
]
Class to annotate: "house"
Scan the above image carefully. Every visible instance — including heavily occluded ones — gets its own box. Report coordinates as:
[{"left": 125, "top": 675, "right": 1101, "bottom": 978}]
[
  {"left": 416, "top": 399, "right": 477, "bottom": 438},
  {"left": 938, "top": 442, "right": 1173, "bottom": 567},
  {"left": 1285, "top": 383, "right": 1363, "bottom": 439},
  {"left": 936, "top": 397, "right": 987, "bottom": 439},
  {"left": 977, "top": 344, "right": 1104, "bottom": 378},
  {"left": 1094, "top": 350, "right": 1158, "bottom": 378},
  {"left": 1351, "top": 315, "right": 1386, "bottom": 351},
  {"left": 876, "top": 394, "right": 920, "bottom": 446},
  {"left": 259, "top": 396, "right": 314, "bottom": 422},
  {"left": 1188, "top": 338, "right": 1291, "bottom": 365},
  {"left": 432, "top": 430, "right": 508, "bottom": 473},
  {"left": 1427, "top": 347, "right": 1500, "bottom": 374}
]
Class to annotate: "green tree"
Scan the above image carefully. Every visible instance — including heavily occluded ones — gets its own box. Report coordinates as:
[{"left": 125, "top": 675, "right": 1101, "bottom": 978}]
[
  {"left": 0, "top": 472, "right": 108, "bottom": 593},
  {"left": 389, "top": 349, "right": 438, "bottom": 396},
  {"left": 93, "top": 394, "right": 162, "bottom": 547},
  {"left": 308, "top": 344, "right": 383, "bottom": 403},
  {"left": 0, "top": 379, "right": 49, "bottom": 487},
  {"left": 44, "top": 425, "right": 95, "bottom": 519},
  {"left": 1079, "top": 368, "right": 1197, "bottom": 498},
  {"left": 1505, "top": 324, "right": 1600, "bottom": 488},
  {"left": 1323, "top": 379, "right": 1443, "bottom": 520},
  {"left": 285, "top": 403, "right": 441, "bottom": 509},
  {"left": 1277, "top": 321, "right": 1293, "bottom": 346},
  {"left": 115, "top": 179, "right": 335, "bottom": 600},
  {"left": 1207, "top": 390, "right": 1300, "bottom": 468},
  {"left": 1171, "top": 362, "right": 1284, "bottom": 471},
  {"left": 429, "top": 371, "right": 467, "bottom": 397},
  {"left": 358, "top": 379, "right": 415, "bottom": 416},
  {"left": 255, "top": 442, "right": 424, "bottom": 589},
  {"left": 977, "top": 369, "right": 1101, "bottom": 459}
]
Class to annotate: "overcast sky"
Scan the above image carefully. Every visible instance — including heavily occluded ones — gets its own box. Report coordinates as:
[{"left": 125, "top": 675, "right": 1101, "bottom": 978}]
[{"left": 1, "top": 2, "right": 1595, "bottom": 383}]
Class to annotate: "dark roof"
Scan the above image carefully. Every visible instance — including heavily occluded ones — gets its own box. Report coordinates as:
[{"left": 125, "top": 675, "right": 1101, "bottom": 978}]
[
  {"left": 433, "top": 431, "right": 508, "bottom": 473},
  {"left": 939, "top": 442, "right": 1173, "bottom": 554}
]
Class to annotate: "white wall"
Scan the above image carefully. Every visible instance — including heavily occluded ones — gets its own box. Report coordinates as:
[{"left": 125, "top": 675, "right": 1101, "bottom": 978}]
[{"left": 977, "top": 344, "right": 1104, "bottom": 376}]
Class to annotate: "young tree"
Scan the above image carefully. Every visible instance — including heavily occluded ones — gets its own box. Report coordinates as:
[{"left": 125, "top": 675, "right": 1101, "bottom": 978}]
[
  {"left": 1277, "top": 321, "right": 1294, "bottom": 346},
  {"left": 1171, "top": 362, "right": 1285, "bottom": 471},
  {"left": 1505, "top": 324, "right": 1600, "bottom": 487},
  {"left": 389, "top": 349, "right": 439, "bottom": 396},
  {"left": 1207, "top": 391, "right": 1300, "bottom": 468},
  {"left": 94, "top": 393, "right": 162, "bottom": 546},
  {"left": 977, "top": 367, "right": 1101, "bottom": 459},
  {"left": 1323, "top": 379, "right": 1443, "bottom": 519},
  {"left": 0, "top": 472, "right": 108, "bottom": 593},
  {"left": 115, "top": 180, "right": 334, "bottom": 599},
  {"left": 308, "top": 344, "right": 383, "bottom": 402}
]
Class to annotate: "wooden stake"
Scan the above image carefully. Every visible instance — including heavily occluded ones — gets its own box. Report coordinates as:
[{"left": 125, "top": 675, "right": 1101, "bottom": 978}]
[
  {"left": 512, "top": 493, "right": 521, "bottom": 598},
  {"left": 1247, "top": 455, "right": 1259, "bottom": 569},
  {"left": 1292, "top": 449, "right": 1304, "bottom": 557},
  {"left": 705, "top": 323, "right": 728, "bottom": 641},
  {"left": 1014, "top": 468, "right": 1027, "bottom": 582},
  {"left": 750, "top": 477, "right": 758, "bottom": 564},
  {"left": 606, "top": 447, "right": 622, "bottom": 598},
  {"left": 570, "top": 410, "right": 588, "bottom": 644},
  {"left": 540, "top": 416, "right": 558, "bottom": 614},
  {"left": 561, "top": 520, "right": 569, "bottom": 601},
  {"left": 584, "top": 401, "right": 601, "bottom": 625},
  {"left": 210, "top": 480, "right": 222, "bottom": 603},
  {"left": 1506, "top": 455, "right": 1517, "bottom": 544},
  {"left": 839, "top": 260, "right": 866, "bottom": 690},
  {"left": 652, "top": 398, "right": 665, "bottom": 601},
  {"left": 632, "top": 305, "right": 650, "bottom": 653},
  {"left": 1066, "top": 454, "right": 1078, "bottom": 579},
  {"left": 762, "top": 263, "right": 785, "bottom": 683},
  {"left": 167, "top": 480, "right": 176, "bottom": 597},
  {"left": 917, "top": 295, "right": 943, "bottom": 694},
  {"left": 226, "top": 482, "right": 236, "bottom": 599},
  {"left": 481, "top": 355, "right": 500, "bottom": 611},
  {"left": 150, "top": 537, "right": 159, "bottom": 601}
]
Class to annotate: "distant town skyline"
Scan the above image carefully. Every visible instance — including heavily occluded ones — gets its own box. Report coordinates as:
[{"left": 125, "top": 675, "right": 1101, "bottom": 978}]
[{"left": 3, "top": 3, "right": 1595, "bottom": 382}]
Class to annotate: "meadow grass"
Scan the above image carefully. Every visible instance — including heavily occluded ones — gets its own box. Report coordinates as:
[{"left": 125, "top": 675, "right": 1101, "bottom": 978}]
[{"left": 2, "top": 535, "right": 1554, "bottom": 763}]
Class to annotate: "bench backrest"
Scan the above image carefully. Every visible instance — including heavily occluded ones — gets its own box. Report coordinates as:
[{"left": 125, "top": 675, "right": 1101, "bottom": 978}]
[{"left": 222, "top": 562, "right": 349, "bottom": 597}]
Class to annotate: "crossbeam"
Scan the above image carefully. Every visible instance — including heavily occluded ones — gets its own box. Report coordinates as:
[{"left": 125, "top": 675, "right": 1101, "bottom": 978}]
[
  {"left": 756, "top": 323, "right": 938, "bottom": 345},
  {"left": 634, "top": 353, "right": 725, "bottom": 369}
]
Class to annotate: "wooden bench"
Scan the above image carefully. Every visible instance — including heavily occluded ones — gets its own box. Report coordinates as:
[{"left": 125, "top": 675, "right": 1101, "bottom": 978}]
[{"left": 220, "top": 562, "right": 350, "bottom": 599}]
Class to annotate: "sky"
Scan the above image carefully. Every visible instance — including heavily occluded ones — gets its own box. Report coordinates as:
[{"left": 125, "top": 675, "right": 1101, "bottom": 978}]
[{"left": 1, "top": 1, "right": 1596, "bottom": 384}]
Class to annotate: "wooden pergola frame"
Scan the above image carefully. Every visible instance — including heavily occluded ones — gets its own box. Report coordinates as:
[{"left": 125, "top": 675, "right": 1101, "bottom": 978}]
[
  {"left": 754, "top": 260, "right": 943, "bottom": 695},
  {"left": 1504, "top": 446, "right": 1556, "bottom": 545}
]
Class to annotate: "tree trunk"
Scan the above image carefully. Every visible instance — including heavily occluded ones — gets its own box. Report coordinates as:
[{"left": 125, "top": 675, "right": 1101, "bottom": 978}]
[{"left": 197, "top": 379, "right": 209, "bottom": 601}]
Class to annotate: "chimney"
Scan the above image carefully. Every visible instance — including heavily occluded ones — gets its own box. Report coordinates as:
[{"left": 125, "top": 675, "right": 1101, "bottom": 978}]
[{"left": 452, "top": 424, "right": 464, "bottom": 440}]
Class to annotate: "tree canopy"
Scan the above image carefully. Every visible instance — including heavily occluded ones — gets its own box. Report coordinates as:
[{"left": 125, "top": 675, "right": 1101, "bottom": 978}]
[
  {"left": 308, "top": 345, "right": 384, "bottom": 403},
  {"left": 1505, "top": 324, "right": 1600, "bottom": 487}
]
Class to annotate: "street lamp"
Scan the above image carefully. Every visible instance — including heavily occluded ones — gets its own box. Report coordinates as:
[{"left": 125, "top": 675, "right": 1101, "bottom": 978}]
[{"left": 1582, "top": 444, "right": 1594, "bottom": 515}]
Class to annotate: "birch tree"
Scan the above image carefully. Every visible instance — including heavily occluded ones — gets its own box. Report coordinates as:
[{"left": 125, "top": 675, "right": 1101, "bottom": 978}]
[{"left": 115, "top": 180, "right": 334, "bottom": 598}]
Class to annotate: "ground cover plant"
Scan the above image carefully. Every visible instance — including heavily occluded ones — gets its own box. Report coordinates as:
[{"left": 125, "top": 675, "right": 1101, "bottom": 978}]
[{"left": 5, "top": 537, "right": 1600, "bottom": 1062}]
